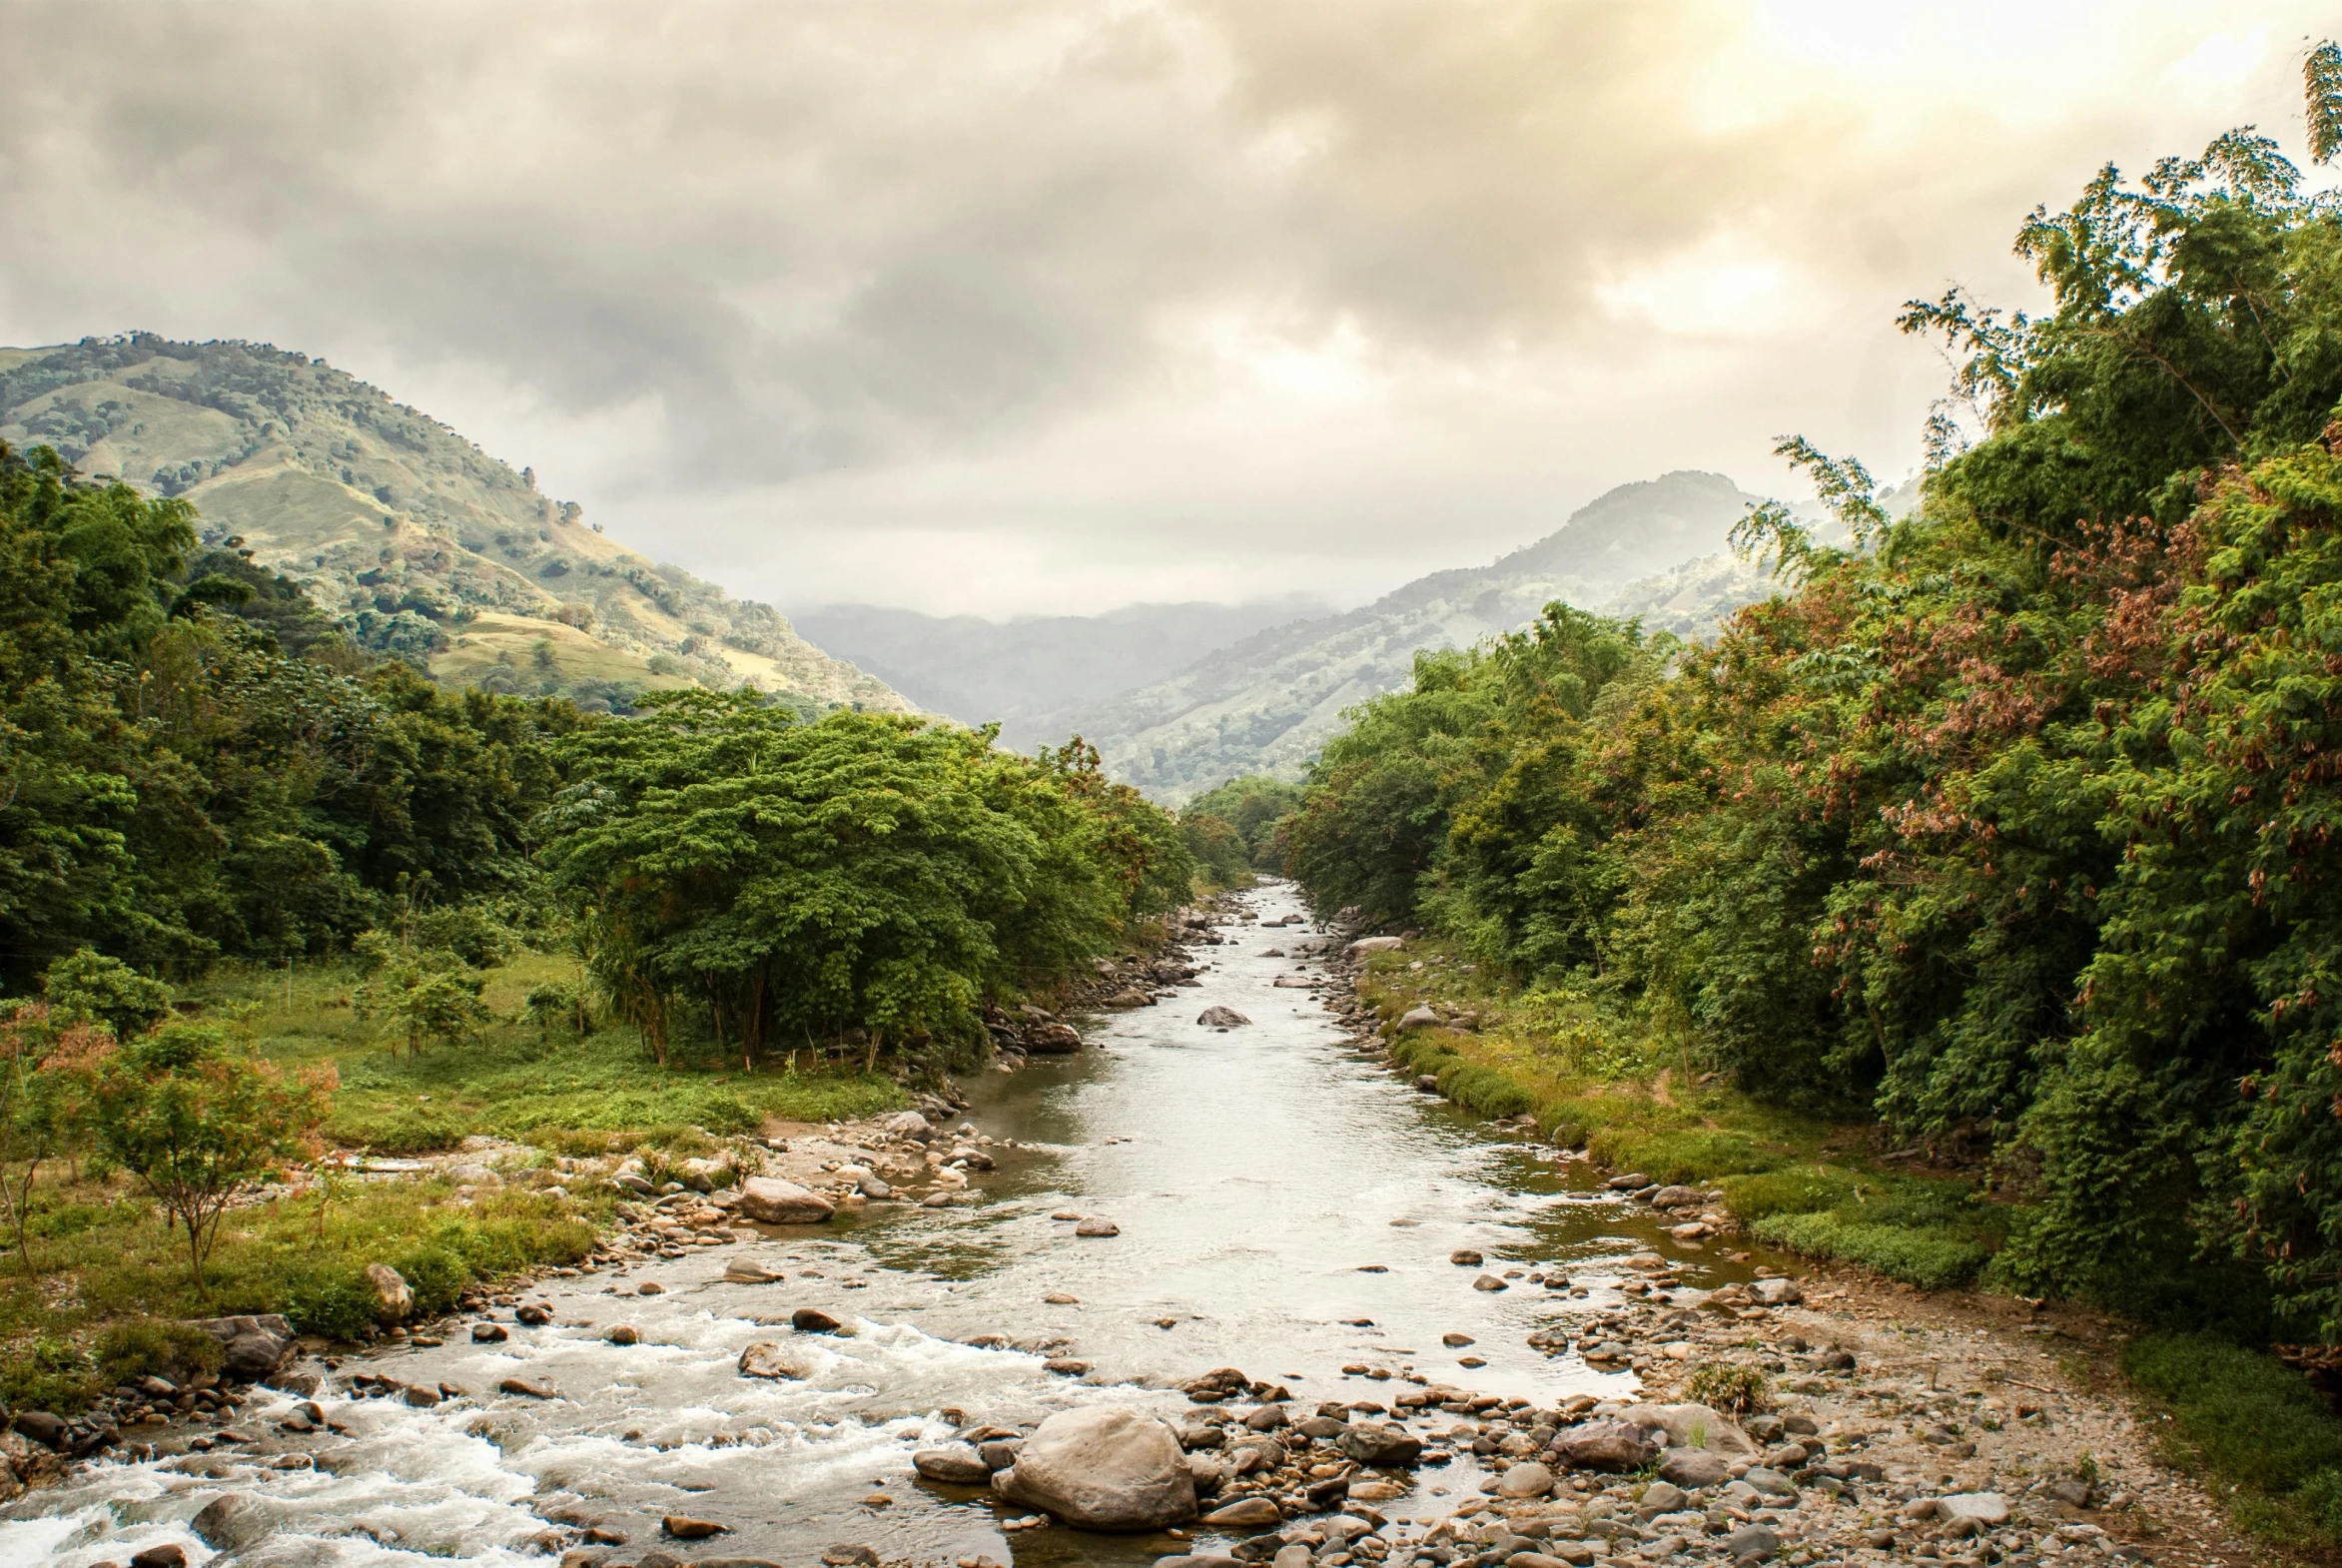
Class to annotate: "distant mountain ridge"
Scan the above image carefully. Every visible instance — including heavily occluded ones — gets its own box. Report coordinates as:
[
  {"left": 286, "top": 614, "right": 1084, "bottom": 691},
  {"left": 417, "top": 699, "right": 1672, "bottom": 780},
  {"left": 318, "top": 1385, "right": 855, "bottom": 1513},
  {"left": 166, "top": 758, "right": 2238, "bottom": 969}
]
[
  {"left": 1065, "top": 470, "right": 1777, "bottom": 799},
  {"left": 0, "top": 334, "right": 907, "bottom": 713},
  {"left": 792, "top": 596, "right": 1331, "bottom": 752}
]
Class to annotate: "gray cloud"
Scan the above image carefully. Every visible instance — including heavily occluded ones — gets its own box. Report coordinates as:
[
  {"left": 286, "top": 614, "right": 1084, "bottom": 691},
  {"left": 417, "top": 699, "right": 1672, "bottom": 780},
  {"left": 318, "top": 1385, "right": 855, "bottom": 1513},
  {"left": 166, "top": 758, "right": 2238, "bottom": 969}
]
[{"left": 0, "top": 2, "right": 2331, "bottom": 612}]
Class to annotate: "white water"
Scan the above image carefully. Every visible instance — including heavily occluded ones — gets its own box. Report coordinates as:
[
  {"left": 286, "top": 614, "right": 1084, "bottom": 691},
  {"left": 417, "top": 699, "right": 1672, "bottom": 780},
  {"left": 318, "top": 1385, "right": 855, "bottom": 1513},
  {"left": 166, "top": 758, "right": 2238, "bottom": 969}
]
[{"left": 4, "top": 883, "right": 1765, "bottom": 1567}]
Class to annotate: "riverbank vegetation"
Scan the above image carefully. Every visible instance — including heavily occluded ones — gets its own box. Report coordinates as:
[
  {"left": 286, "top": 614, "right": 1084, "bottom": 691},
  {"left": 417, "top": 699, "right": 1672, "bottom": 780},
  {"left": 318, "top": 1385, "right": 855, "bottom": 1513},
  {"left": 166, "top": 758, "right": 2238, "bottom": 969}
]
[
  {"left": 1177, "top": 776, "right": 1302, "bottom": 888},
  {"left": 1286, "top": 90, "right": 2342, "bottom": 1343},
  {"left": 0, "top": 435, "right": 1192, "bottom": 1397}
]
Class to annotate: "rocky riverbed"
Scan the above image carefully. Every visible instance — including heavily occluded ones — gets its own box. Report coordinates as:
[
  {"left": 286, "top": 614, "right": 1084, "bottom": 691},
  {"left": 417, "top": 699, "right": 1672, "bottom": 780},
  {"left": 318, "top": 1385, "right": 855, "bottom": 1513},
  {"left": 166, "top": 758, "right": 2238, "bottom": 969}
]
[{"left": 0, "top": 886, "right": 2260, "bottom": 1568}]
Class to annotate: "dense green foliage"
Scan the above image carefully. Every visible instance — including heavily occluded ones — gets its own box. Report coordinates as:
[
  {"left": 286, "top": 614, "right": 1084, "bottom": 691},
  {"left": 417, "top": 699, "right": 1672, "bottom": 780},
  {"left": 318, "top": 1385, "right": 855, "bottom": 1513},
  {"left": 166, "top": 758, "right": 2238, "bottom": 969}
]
[
  {"left": 541, "top": 705, "right": 1190, "bottom": 1069},
  {"left": 1286, "top": 123, "right": 2342, "bottom": 1331},
  {"left": 1178, "top": 775, "right": 1302, "bottom": 886},
  {"left": 0, "top": 438, "right": 1188, "bottom": 1067}
]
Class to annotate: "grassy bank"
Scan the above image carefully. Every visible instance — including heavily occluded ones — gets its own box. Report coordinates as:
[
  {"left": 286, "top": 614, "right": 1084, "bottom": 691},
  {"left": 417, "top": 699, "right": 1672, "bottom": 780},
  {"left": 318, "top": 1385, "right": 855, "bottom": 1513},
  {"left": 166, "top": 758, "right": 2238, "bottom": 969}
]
[
  {"left": 1352, "top": 942, "right": 2342, "bottom": 1554},
  {"left": 1354, "top": 947, "right": 2004, "bottom": 1290},
  {"left": 1, "top": 948, "right": 907, "bottom": 1414}
]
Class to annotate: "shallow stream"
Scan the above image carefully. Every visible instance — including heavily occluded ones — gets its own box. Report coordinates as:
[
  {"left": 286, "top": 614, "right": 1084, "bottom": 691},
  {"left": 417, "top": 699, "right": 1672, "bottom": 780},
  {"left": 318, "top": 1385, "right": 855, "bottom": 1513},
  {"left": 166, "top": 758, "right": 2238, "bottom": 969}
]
[{"left": 5, "top": 884, "right": 1767, "bottom": 1568}]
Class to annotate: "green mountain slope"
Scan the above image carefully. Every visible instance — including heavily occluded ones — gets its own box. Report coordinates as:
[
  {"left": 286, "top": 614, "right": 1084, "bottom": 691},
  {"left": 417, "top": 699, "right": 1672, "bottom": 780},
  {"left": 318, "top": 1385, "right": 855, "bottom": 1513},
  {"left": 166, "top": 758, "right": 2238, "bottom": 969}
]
[
  {"left": 0, "top": 334, "right": 907, "bottom": 714},
  {"left": 1067, "top": 470, "right": 1776, "bottom": 799}
]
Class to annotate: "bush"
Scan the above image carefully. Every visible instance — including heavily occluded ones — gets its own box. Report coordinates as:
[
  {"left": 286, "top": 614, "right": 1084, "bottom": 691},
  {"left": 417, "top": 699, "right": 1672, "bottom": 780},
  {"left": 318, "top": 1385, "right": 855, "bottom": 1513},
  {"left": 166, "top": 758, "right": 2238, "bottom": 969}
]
[
  {"left": 1684, "top": 1359, "right": 1771, "bottom": 1415},
  {"left": 1436, "top": 1060, "right": 1536, "bottom": 1119}
]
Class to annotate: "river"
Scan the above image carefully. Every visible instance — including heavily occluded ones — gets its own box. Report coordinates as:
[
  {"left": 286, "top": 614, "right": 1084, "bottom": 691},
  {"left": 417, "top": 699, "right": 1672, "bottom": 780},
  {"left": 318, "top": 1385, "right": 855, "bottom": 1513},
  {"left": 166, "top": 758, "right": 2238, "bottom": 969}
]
[{"left": 6, "top": 882, "right": 1768, "bottom": 1568}]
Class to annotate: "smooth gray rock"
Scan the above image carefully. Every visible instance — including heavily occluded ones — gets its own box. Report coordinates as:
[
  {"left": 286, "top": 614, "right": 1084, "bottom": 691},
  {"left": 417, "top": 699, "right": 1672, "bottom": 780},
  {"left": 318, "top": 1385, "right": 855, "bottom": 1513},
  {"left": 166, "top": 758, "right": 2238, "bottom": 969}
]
[
  {"left": 1550, "top": 1419, "right": 1661, "bottom": 1472},
  {"left": 1940, "top": 1492, "right": 2010, "bottom": 1527},
  {"left": 1621, "top": 1403, "right": 1757, "bottom": 1457},
  {"left": 1497, "top": 1460, "right": 1556, "bottom": 1498},
  {"left": 738, "top": 1342, "right": 811, "bottom": 1380},
  {"left": 1727, "top": 1525, "right": 1780, "bottom": 1560},
  {"left": 1196, "top": 1007, "right": 1251, "bottom": 1029},
  {"left": 992, "top": 1406, "right": 1198, "bottom": 1531}
]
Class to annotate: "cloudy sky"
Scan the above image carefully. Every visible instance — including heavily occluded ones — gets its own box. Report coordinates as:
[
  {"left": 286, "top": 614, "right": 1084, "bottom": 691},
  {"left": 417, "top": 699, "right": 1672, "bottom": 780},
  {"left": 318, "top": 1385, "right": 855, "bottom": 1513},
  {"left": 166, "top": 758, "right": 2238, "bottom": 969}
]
[{"left": 2, "top": 1, "right": 2332, "bottom": 615}]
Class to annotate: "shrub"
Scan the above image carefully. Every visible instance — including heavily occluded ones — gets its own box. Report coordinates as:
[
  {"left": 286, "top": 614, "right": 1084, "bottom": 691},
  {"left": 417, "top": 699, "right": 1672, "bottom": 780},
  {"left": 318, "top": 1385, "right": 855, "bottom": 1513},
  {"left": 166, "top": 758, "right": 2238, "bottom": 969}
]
[
  {"left": 1722, "top": 1167, "right": 1862, "bottom": 1220},
  {"left": 1603, "top": 1131, "right": 1782, "bottom": 1184},
  {"left": 43, "top": 950, "right": 174, "bottom": 1040},
  {"left": 96, "top": 1317, "right": 224, "bottom": 1386},
  {"left": 1684, "top": 1359, "right": 1771, "bottom": 1415}
]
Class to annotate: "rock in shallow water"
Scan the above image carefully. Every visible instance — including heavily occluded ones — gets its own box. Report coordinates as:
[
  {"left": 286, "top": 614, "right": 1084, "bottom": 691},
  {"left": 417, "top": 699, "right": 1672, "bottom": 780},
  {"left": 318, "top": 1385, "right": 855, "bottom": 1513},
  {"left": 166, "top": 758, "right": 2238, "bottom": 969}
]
[
  {"left": 733, "top": 1176, "right": 836, "bottom": 1224},
  {"left": 913, "top": 1443, "right": 992, "bottom": 1484},
  {"left": 191, "top": 1313, "right": 297, "bottom": 1381},
  {"left": 1336, "top": 1422, "right": 1423, "bottom": 1468},
  {"left": 737, "top": 1341, "right": 812, "bottom": 1380},
  {"left": 1075, "top": 1217, "right": 1121, "bottom": 1237},
  {"left": 992, "top": 1406, "right": 1198, "bottom": 1531},
  {"left": 1195, "top": 1006, "right": 1251, "bottom": 1029}
]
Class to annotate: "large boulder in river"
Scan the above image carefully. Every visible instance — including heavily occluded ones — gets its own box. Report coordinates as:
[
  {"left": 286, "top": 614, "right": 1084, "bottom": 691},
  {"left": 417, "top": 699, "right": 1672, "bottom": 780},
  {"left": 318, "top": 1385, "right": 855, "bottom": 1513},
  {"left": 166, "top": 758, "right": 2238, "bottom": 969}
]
[
  {"left": 1196, "top": 1007, "right": 1250, "bottom": 1029},
  {"left": 992, "top": 1406, "right": 1197, "bottom": 1531},
  {"left": 192, "top": 1313, "right": 298, "bottom": 1382},
  {"left": 1336, "top": 1422, "right": 1423, "bottom": 1468},
  {"left": 733, "top": 1176, "right": 836, "bottom": 1224},
  {"left": 1025, "top": 1023, "right": 1083, "bottom": 1054}
]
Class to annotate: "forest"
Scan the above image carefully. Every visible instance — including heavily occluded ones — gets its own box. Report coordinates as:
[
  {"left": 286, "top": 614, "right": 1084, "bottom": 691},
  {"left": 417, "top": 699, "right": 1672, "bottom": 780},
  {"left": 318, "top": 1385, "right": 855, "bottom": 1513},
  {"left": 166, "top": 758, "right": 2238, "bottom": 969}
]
[{"left": 1279, "top": 123, "right": 2342, "bottom": 1337}]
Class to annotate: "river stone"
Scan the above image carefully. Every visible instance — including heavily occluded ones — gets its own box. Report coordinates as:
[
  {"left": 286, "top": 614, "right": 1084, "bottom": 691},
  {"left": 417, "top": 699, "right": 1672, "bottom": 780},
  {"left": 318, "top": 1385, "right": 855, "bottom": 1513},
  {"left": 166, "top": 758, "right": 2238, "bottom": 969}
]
[
  {"left": 1551, "top": 1419, "right": 1662, "bottom": 1472},
  {"left": 128, "top": 1548, "right": 187, "bottom": 1568},
  {"left": 822, "top": 1550, "right": 879, "bottom": 1567},
  {"left": 1442, "top": 1331, "right": 1476, "bottom": 1345},
  {"left": 992, "top": 1406, "right": 1198, "bottom": 1531},
  {"left": 880, "top": 1111, "right": 931, "bottom": 1139},
  {"left": 1196, "top": 1007, "right": 1250, "bottom": 1029},
  {"left": 1940, "top": 1493, "right": 2011, "bottom": 1527},
  {"left": 1640, "top": 1480, "right": 1690, "bottom": 1514},
  {"left": 191, "top": 1313, "right": 298, "bottom": 1381},
  {"left": 981, "top": 1438, "right": 1025, "bottom": 1470},
  {"left": 663, "top": 1516, "right": 729, "bottom": 1540},
  {"left": 913, "top": 1443, "right": 991, "bottom": 1484},
  {"left": 1749, "top": 1277, "right": 1803, "bottom": 1306},
  {"left": 364, "top": 1263, "right": 412, "bottom": 1322},
  {"left": 1742, "top": 1467, "right": 1794, "bottom": 1497},
  {"left": 724, "top": 1259, "right": 785, "bottom": 1283},
  {"left": 1336, "top": 1422, "right": 1423, "bottom": 1468},
  {"left": 1396, "top": 1006, "right": 1440, "bottom": 1031},
  {"left": 792, "top": 1307, "right": 847, "bottom": 1333},
  {"left": 1497, "top": 1461, "right": 1556, "bottom": 1498},
  {"left": 1472, "top": 1273, "right": 1508, "bottom": 1291},
  {"left": 193, "top": 1493, "right": 288, "bottom": 1551},
  {"left": 472, "top": 1322, "right": 508, "bottom": 1342},
  {"left": 734, "top": 1177, "right": 835, "bottom": 1224},
  {"left": 1449, "top": 1249, "right": 1483, "bottom": 1266},
  {"left": 1658, "top": 1447, "right": 1732, "bottom": 1487},
  {"left": 1202, "top": 1497, "right": 1284, "bottom": 1528},
  {"left": 738, "top": 1341, "right": 811, "bottom": 1380},
  {"left": 1649, "top": 1185, "right": 1705, "bottom": 1208},
  {"left": 1621, "top": 1403, "right": 1758, "bottom": 1457},
  {"left": 856, "top": 1174, "right": 893, "bottom": 1199},
  {"left": 1349, "top": 937, "right": 1405, "bottom": 954},
  {"left": 1727, "top": 1525, "right": 1780, "bottom": 1561},
  {"left": 1076, "top": 1217, "right": 1121, "bottom": 1237},
  {"left": 1026, "top": 1023, "right": 1083, "bottom": 1054},
  {"left": 499, "top": 1376, "right": 558, "bottom": 1399},
  {"left": 604, "top": 1325, "right": 639, "bottom": 1345}
]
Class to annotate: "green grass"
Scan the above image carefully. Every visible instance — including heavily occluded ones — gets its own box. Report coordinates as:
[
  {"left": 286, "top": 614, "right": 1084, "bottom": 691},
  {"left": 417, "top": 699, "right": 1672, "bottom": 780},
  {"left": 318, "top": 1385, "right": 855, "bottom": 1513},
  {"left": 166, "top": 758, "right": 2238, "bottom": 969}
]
[
  {"left": 184, "top": 949, "right": 906, "bottom": 1151},
  {"left": 0, "top": 947, "right": 909, "bottom": 1410},
  {"left": 0, "top": 1178, "right": 596, "bottom": 1413},
  {"left": 1355, "top": 949, "right": 2004, "bottom": 1289},
  {"left": 2123, "top": 1332, "right": 2342, "bottom": 1549}
]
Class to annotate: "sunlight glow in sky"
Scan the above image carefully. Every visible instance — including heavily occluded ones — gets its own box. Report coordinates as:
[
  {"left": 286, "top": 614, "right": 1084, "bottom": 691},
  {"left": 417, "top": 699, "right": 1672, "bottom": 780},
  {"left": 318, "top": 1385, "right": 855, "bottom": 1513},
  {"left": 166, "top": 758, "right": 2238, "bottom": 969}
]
[{"left": 2, "top": 0, "right": 2336, "bottom": 614}]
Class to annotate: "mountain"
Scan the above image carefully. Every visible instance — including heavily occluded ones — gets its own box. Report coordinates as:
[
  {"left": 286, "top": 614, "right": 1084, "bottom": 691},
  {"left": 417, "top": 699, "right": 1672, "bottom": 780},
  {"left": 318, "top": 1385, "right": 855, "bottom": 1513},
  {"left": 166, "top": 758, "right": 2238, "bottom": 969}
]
[
  {"left": 791, "top": 596, "right": 1331, "bottom": 751},
  {"left": 0, "top": 334, "right": 907, "bottom": 714},
  {"left": 1067, "top": 470, "right": 1775, "bottom": 799}
]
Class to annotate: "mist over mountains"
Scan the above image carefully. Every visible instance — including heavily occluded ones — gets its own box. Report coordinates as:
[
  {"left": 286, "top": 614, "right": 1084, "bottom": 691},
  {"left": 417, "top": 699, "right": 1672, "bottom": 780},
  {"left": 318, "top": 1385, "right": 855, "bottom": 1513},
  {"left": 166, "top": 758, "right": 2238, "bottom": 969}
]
[
  {"left": 1063, "top": 470, "right": 1774, "bottom": 797},
  {"left": 791, "top": 597, "right": 1331, "bottom": 753}
]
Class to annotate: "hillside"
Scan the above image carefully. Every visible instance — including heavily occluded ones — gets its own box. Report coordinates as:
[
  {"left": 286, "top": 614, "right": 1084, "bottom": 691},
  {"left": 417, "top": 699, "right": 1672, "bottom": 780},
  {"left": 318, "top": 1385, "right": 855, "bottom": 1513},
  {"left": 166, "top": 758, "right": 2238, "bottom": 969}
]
[
  {"left": 0, "top": 335, "right": 907, "bottom": 714},
  {"left": 791, "top": 595, "right": 1330, "bottom": 752},
  {"left": 1067, "top": 470, "right": 1774, "bottom": 799}
]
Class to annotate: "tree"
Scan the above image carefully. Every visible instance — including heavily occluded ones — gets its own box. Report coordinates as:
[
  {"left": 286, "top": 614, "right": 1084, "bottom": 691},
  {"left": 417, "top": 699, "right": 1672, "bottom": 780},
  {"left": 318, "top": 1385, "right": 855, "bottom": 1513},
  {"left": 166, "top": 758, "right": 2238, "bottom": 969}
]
[
  {"left": 81, "top": 1025, "right": 334, "bottom": 1289},
  {"left": 352, "top": 940, "right": 492, "bottom": 1057},
  {"left": 0, "top": 1005, "right": 104, "bottom": 1278},
  {"left": 42, "top": 948, "right": 173, "bottom": 1039}
]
